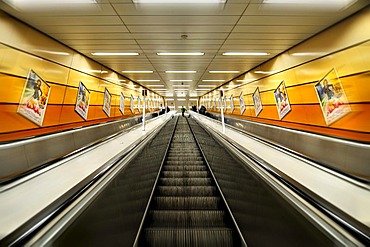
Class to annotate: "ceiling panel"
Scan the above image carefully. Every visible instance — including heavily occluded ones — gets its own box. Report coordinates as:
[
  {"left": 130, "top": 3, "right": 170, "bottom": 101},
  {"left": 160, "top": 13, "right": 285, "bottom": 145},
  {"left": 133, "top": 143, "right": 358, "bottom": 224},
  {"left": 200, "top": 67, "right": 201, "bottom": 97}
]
[{"left": 0, "top": 0, "right": 368, "bottom": 97}]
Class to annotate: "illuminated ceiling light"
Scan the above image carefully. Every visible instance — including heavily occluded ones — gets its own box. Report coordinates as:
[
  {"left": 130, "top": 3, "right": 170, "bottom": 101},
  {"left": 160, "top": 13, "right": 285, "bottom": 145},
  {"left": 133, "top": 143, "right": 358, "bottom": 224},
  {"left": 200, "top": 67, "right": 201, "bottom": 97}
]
[
  {"left": 222, "top": 52, "right": 270, "bottom": 56},
  {"left": 166, "top": 71, "right": 197, "bottom": 73},
  {"left": 166, "top": 98, "right": 174, "bottom": 100},
  {"left": 122, "top": 70, "right": 153, "bottom": 73},
  {"left": 198, "top": 84, "right": 216, "bottom": 87},
  {"left": 263, "top": 0, "right": 355, "bottom": 4},
  {"left": 157, "top": 52, "right": 204, "bottom": 56},
  {"left": 170, "top": 80, "right": 193, "bottom": 82},
  {"left": 133, "top": 0, "right": 226, "bottom": 3},
  {"left": 196, "top": 89, "right": 211, "bottom": 91},
  {"left": 202, "top": 80, "right": 225, "bottom": 82},
  {"left": 84, "top": 69, "right": 108, "bottom": 74},
  {"left": 177, "top": 99, "right": 186, "bottom": 101},
  {"left": 173, "top": 85, "right": 190, "bottom": 87},
  {"left": 92, "top": 52, "right": 139, "bottom": 56},
  {"left": 254, "top": 70, "right": 276, "bottom": 74},
  {"left": 291, "top": 52, "right": 327, "bottom": 56},
  {"left": 147, "top": 84, "right": 164, "bottom": 87},
  {"left": 209, "top": 70, "right": 240, "bottom": 73},
  {"left": 137, "top": 79, "right": 160, "bottom": 82}
]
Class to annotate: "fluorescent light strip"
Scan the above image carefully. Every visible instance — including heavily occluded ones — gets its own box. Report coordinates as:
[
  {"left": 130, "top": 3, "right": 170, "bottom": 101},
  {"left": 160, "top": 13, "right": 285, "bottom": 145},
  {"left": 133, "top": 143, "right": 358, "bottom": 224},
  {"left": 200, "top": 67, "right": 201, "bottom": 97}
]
[
  {"left": 209, "top": 71, "right": 240, "bottom": 73},
  {"left": 222, "top": 52, "right": 270, "bottom": 56},
  {"left": 170, "top": 80, "right": 193, "bottom": 82},
  {"left": 254, "top": 70, "right": 276, "bottom": 74},
  {"left": 166, "top": 71, "right": 196, "bottom": 73},
  {"left": 122, "top": 70, "right": 153, "bottom": 73},
  {"left": 137, "top": 79, "right": 160, "bottom": 82},
  {"left": 198, "top": 84, "right": 216, "bottom": 87},
  {"left": 92, "top": 52, "right": 139, "bottom": 56},
  {"left": 202, "top": 80, "right": 224, "bottom": 82},
  {"left": 147, "top": 85, "right": 164, "bottom": 87},
  {"left": 134, "top": 0, "right": 226, "bottom": 3},
  {"left": 263, "top": 0, "right": 354, "bottom": 4},
  {"left": 166, "top": 98, "right": 174, "bottom": 100},
  {"left": 177, "top": 99, "right": 186, "bottom": 101},
  {"left": 236, "top": 79, "right": 254, "bottom": 82},
  {"left": 157, "top": 52, "right": 204, "bottom": 56},
  {"left": 173, "top": 85, "right": 190, "bottom": 87},
  {"left": 196, "top": 89, "right": 211, "bottom": 91}
]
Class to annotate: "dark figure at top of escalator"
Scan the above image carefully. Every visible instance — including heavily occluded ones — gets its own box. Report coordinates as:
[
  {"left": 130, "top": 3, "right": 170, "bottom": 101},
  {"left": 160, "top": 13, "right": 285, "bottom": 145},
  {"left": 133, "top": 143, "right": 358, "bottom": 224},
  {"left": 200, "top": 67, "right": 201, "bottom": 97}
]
[{"left": 181, "top": 106, "right": 186, "bottom": 117}]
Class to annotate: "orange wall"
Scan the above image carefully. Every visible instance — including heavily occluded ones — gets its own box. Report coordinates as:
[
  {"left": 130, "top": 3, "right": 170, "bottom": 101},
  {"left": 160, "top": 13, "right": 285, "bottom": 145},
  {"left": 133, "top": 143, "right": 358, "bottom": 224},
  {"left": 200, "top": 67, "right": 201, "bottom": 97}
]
[
  {"left": 201, "top": 8, "right": 370, "bottom": 142},
  {"left": 0, "top": 13, "right": 162, "bottom": 142}
]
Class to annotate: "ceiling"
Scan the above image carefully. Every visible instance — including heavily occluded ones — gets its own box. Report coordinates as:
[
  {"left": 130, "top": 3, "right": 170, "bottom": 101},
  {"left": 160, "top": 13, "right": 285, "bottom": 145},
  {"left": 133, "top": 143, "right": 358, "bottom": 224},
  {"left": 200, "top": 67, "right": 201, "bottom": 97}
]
[{"left": 1, "top": 0, "right": 369, "bottom": 99}]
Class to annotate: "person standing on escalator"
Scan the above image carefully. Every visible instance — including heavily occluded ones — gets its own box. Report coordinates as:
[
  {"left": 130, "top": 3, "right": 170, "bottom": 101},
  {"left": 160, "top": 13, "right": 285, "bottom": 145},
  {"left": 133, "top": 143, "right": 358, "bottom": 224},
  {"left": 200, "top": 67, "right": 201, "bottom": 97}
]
[{"left": 181, "top": 106, "right": 186, "bottom": 117}]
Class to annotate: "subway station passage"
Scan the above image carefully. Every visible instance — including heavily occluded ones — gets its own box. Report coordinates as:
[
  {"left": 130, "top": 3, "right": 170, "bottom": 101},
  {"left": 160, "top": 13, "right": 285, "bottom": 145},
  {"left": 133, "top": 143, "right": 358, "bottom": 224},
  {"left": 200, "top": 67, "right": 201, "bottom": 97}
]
[{"left": 49, "top": 116, "right": 335, "bottom": 247}]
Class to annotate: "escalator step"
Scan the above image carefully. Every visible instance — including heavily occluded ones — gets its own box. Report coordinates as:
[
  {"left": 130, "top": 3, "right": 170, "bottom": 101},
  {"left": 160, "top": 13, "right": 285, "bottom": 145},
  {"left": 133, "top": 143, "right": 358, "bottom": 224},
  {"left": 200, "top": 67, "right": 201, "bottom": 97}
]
[
  {"left": 159, "top": 178, "right": 212, "bottom": 186},
  {"left": 166, "top": 157, "right": 203, "bottom": 161},
  {"left": 146, "top": 210, "right": 227, "bottom": 228},
  {"left": 165, "top": 161, "right": 205, "bottom": 166},
  {"left": 157, "top": 186, "right": 217, "bottom": 196},
  {"left": 162, "top": 165, "right": 206, "bottom": 171},
  {"left": 142, "top": 227, "right": 235, "bottom": 247},
  {"left": 161, "top": 171, "right": 209, "bottom": 178},
  {"left": 153, "top": 196, "right": 221, "bottom": 210}
]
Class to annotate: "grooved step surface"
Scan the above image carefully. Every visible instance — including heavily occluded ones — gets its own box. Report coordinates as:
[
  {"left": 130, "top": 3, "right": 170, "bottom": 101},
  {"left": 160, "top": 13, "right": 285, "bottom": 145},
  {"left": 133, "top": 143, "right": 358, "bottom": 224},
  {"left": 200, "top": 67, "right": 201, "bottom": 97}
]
[{"left": 139, "top": 117, "right": 236, "bottom": 247}]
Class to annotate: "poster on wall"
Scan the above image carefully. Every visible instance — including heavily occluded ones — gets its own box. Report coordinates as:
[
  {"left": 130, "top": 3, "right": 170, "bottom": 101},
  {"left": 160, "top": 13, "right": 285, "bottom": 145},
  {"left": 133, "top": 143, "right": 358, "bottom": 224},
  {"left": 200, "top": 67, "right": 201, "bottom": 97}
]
[
  {"left": 252, "top": 87, "right": 263, "bottom": 117},
  {"left": 130, "top": 95, "right": 134, "bottom": 113},
  {"left": 274, "top": 81, "right": 291, "bottom": 120},
  {"left": 230, "top": 95, "right": 235, "bottom": 113},
  {"left": 137, "top": 97, "right": 141, "bottom": 112},
  {"left": 119, "top": 93, "right": 125, "bottom": 115},
  {"left": 102, "top": 88, "right": 111, "bottom": 117},
  {"left": 239, "top": 92, "right": 246, "bottom": 115},
  {"left": 75, "top": 81, "right": 90, "bottom": 121},
  {"left": 17, "top": 69, "right": 51, "bottom": 126},
  {"left": 314, "top": 68, "right": 351, "bottom": 125}
]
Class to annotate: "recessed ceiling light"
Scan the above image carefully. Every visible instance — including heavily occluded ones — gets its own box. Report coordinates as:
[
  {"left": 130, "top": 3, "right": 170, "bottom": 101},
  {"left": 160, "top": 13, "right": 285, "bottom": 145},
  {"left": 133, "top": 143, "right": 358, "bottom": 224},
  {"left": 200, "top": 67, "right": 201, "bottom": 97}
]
[
  {"left": 133, "top": 0, "right": 226, "bottom": 3},
  {"left": 166, "top": 98, "right": 174, "bottom": 100},
  {"left": 137, "top": 79, "right": 160, "bottom": 82},
  {"left": 92, "top": 52, "right": 139, "bottom": 56},
  {"left": 170, "top": 80, "right": 193, "bottom": 82},
  {"left": 202, "top": 80, "right": 225, "bottom": 82},
  {"left": 209, "top": 71, "right": 240, "bottom": 73},
  {"left": 166, "top": 71, "right": 197, "bottom": 73},
  {"left": 198, "top": 84, "right": 216, "bottom": 87},
  {"left": 254, "top": 70, "right": 276, "bottom": 74},
  {"left": 147, "top": 85, "right": 164, "bottom": 87},
  {"left": 196, "top": 89, "right": 211, "bottom": 91},
  {"left": 177, "top": 99, "right": 186, "bottom": 101},
  {"left": 122, "top": 70, "right": 153, "bottom": 73},
  {"left": 174, "top": 89, "right": 189, "bottom": 91},
  {"left": 173, "top": 85, "right": 190, "bottom": 87},
  {"left": 157, "top": 52, "right": 204, "bottom": 56},
  {"left": 222, "top": 52, "right": 270, "bottom": 56}
]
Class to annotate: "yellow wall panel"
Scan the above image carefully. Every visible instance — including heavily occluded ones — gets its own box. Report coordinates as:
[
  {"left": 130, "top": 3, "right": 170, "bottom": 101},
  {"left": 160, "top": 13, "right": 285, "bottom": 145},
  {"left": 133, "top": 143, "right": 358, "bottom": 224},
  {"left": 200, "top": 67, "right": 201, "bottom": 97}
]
[
  {"left": 42, "top": 105, "right": 62, "bottom": 127},
  {"left": 47, "top": 83, "right": 67, "bottom": 105},
  {"left": 0, "top": 75, "right": 24, "bottom": 103},
  {"left": 62, "top": 87, "right": 78, "bottom": 105},
  {"left": 67, "top": 69, "right": 100, "bottom": 89},
  {"left": 0, "top": 105, "right": 37, "bottom": 133},
  {"left": 340, "top": 73, "right": 370, "bottom": 103}
]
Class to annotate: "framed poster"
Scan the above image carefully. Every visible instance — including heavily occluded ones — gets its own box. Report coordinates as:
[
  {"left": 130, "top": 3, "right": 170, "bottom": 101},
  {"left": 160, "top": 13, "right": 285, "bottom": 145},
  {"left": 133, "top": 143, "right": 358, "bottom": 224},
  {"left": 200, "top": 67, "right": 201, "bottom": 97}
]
[
  {"left": 137, "top": 97, "right": 141, "bottom": 112},
  {"left": 252, "top": 87, "right": 263, "bottom": 117},
  {"left": 75, "top": 81, "right": 90, "bottom": 120},
  {"left": 130, "top": 95, "right": 134, "bottom": 113},
  {"left": 314, "top": 68, "right": 351, "bottom": 125},
  {"left": 230, "top": 95, "right": 235, "bottom": 113},
  {"left": 274, "top": 81, "right": 291, "bottom": 120},
  {"left": 119, "top": 93, "right": 125, "bottom": 115},
  {"left": 239, "top": 92, "right": 246, "bottom": 115},
  {"left": 17, "top": 69, "right": 51, "bottom": 126},
  {"left": 102, "top": 88, "right": 111, "bottom": 117}
]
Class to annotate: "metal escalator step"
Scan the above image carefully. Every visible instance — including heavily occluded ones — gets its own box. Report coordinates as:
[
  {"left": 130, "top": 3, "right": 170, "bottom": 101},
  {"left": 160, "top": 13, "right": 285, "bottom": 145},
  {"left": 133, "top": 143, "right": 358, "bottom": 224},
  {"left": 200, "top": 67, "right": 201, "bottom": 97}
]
[
  {"left": 161, "top": 171, "right": 209, "bottom": 178},
  {"left": 153, "top": 196, "right": 221, "bottom": 210},
  {"left": 158, "top": 178, "right": 212, "bottom": 186},
  {"left": 146, "top": 210, "right": 227, "bottom": 228},
  {"left": 162, "top": 165, "right": 206, "bottom": 171},
  {"left": 166, "top": 157, "right": 203, "bottom": 161},
  {"left": 142, "top": 227, "right": 235, "bottom": 247},
  {"left": 157, "top": 186, "right": 217, "bottom": 196},
  {"left": 165, "top": 161, "right": 204, "bottom": 166}
]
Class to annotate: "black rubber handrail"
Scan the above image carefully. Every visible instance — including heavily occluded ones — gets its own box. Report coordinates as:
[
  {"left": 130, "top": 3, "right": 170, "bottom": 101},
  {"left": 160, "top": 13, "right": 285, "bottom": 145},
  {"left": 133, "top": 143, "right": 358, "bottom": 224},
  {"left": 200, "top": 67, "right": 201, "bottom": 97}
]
[
  {"left": 0, "top": 117, "right": 171, "bottom": 246},
  {"left": 196, "top": 118, "right": 370, "bottom": 246}
]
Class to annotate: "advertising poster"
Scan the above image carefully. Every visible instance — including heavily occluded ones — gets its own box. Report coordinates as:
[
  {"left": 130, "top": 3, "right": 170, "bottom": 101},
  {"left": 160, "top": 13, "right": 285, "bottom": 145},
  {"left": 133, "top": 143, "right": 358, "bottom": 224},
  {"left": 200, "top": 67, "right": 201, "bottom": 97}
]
[
  {"left": 252, "top": 87, "right": 263, "bottom": 117},
  {"left": 274, "top": 81, "right": 291, "bottom": 120},
  {"left": 230, "top": 95, "right": 235, "bottom": 113},
  {"left": 17, "top": 69, "right": 51, "bottom": 126},
  {"left": 239, "top": 92, "right": 246, "bottom": 115},
  {"left": 314, "top": 68, "right": 351, "bottom": 125},
  {"left": 75, "top": 81, "right": 90, "bottom": 120},
  {"left": 130, "top": 95, "right": 134, "bottom": 113},
  {"left": 119, "top": 93, "right": 125, "bottom": 115},
  {"left": 137, "top": 97, "right": 141, "bottom": 112},
  {"left": 102, "top": 88, "right": 111, "bottom": 117}
]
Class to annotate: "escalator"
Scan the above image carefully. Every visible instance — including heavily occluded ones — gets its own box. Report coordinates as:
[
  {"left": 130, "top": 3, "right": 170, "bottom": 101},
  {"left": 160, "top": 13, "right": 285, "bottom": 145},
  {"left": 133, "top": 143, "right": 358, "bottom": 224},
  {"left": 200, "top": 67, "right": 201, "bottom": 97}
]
[
  {"left": 20, "top": 115, "right": 367, "bottom": 246},
  {"left": 138, "top": 117, "right": 241, "bottom": 246}
]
